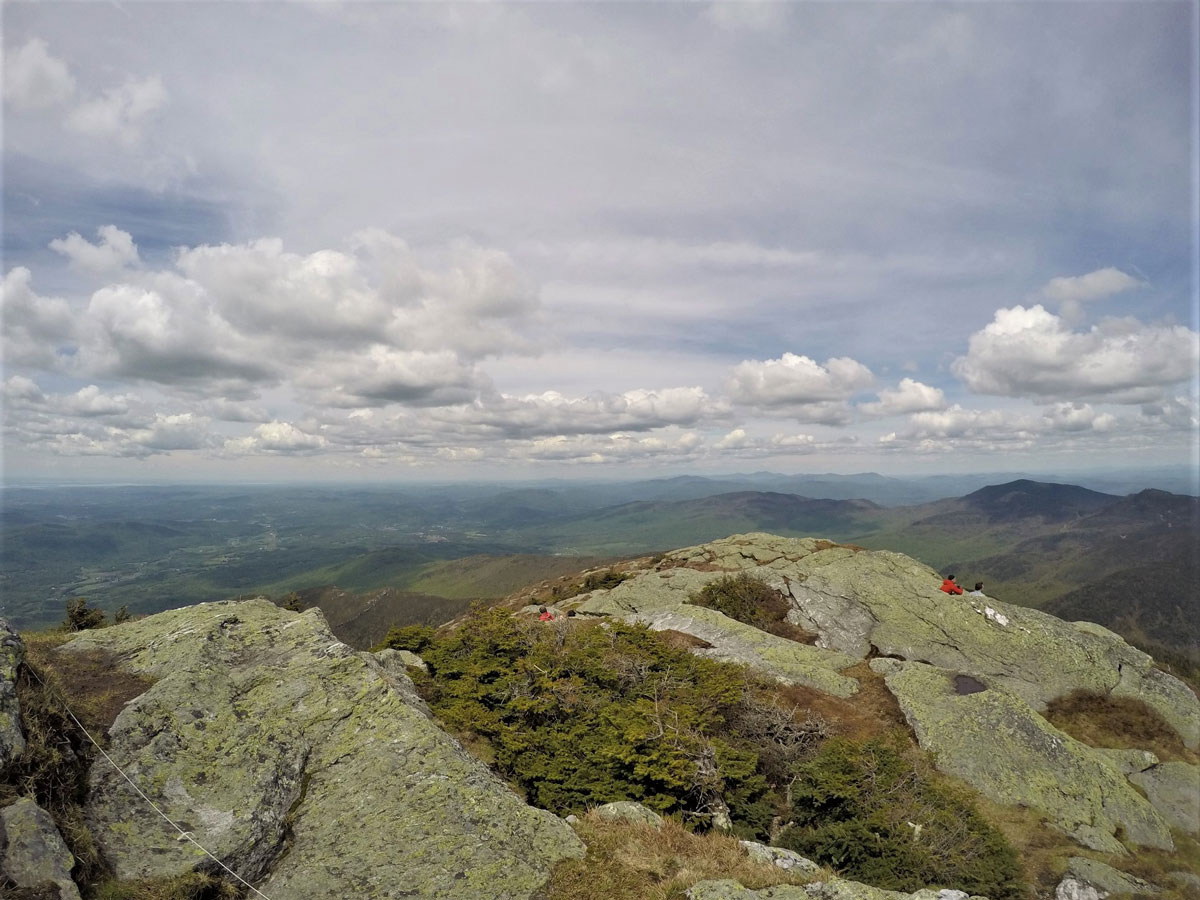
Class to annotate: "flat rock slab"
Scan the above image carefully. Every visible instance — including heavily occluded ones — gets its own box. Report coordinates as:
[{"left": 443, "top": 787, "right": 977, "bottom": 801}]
[
  {"left": 61, "top": 599, "right": 583, "bottom": 899},
  {"left": 871, "top": 657, "right": 1173, "bottom": 855},
  {"left": 637, "top": 534, "right": 1200, "bottom": 750}
]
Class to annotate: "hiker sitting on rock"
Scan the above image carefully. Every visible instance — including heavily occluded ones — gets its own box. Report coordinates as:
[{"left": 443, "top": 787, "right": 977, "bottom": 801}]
[
  {"left": 538, "top": 606, "right": 555, "bottom": 621},
  {"left": 940, "top": 575, "right": 963, "bottom": 595},
  {"left": 968, "top": 582, "right": 985, "bottom": 596}
]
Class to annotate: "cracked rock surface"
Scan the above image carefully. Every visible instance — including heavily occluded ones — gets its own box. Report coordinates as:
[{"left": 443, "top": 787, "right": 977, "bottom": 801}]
[
  {"left": 871, "top": 657, "right": 1173, "bottom": 855},
  {"left": 577, "top": 533, "right": 1199, "bottom": 749},
  {"left": 59, "top": 599, "right": 583, "bottom": 899}
]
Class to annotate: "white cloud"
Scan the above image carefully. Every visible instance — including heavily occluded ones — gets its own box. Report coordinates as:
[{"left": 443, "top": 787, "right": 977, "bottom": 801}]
[
  {"left": 1041, "top": 401, "right": 1116, "bottom": 433},
  {"left": 859, "top": 378, "right": 946, "bottom": 416},
  {"left": 512, "top": 430, "right": 702, "bottom": 464},
  {"left": 305, "top": 346, "right": 487, "bottom": 408},
  {"left": 727, "top": 353, "right": 873, "bottom": 422},
  {"left": 49, "top": 225, "right": 140, "bottom": 273},
  {"left": 953, "top": 305, "right": 1199, "bottom": 403},
  {"left": 130, "top": 413, "right": 211, "bottom": 451},
  {"left": 66, "top": 75, "right": 168, "bottom": 145},
  {"left": 1041, "top": 267, "right": 1141, "bottom": 304},
  {"left": 226, "top": 421, "right": 327, "bottom": 454},
  {"left": 80, "top": 282, "right": 273, "bottom": 385},
  {"left": 429, "top": 386, "right": 721, "bottom": 438},
  {"left": 1, "top": 267, "right": 76, "bottom": 368},
  {"left": 3, "top": 39, "right": 76, "bottom": 110}
]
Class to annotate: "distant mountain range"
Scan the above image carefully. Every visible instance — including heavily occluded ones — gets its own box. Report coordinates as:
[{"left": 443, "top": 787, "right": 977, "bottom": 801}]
[{"left": 3, "top": 475, "right": 1196, "bottom": 670}]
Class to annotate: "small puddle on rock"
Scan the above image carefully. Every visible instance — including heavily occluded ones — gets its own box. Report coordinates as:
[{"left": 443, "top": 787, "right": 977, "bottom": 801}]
[{"left": 954, "top": 674, "right": 987, "bottom": 695}]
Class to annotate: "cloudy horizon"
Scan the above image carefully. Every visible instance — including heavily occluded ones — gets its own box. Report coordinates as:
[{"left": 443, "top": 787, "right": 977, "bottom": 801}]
[{"left": 3, "top": 2, "right": 1197, "bottom": 483}]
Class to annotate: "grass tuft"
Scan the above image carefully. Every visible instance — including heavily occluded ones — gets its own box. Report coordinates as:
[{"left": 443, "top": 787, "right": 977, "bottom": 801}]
[{"left": 539, "top": 812, "right": 819, "bottom": 900}]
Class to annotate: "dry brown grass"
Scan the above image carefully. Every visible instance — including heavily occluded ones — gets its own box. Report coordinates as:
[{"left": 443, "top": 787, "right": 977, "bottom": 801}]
[
  {"left": 771, "top": 662, "right": 907, "bottom": 743},
  {"left": 656, "top": 629, "right": 714, "bottom": 651},
  {"left": 1044, "top": 690, "right": 1199, "bottom": 765},
  {"left": 538, "top": 812, "right": 823, "bottom": 900}
]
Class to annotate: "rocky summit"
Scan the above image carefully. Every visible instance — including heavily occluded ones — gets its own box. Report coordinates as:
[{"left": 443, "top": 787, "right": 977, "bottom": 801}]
[
  {"left": 2, "top": 531, "right": 1198, "bottom": 899},
  {"left": 56, "top": 599, "right": 583, "bottom": 898}
]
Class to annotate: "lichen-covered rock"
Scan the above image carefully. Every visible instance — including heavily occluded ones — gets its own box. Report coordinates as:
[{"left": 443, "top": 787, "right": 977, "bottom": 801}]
[
  {"left": 60, "top": 599, "right": 583, "bottom": 899},
  {"left": 576, "top": 562, "right": 859, "bottom": 697},
  {"left": 0, "top": 796, "right": 82, "bottom": 900},
  {"left": 738, "top": 840, "right": 819, "bottom": 873},
  {"left": 0, "top": 618, "right": 26, "bottom": 769},
  {"left": 1064, "top": 857, "right": 1159, "bottom": 896},
  {"left": 1094, "top": 747, "right": 1158, "bottom": 776},
  {"left": 1128, "top": 761, "right": 1200, "bottom": 833},
  {"left": 578, "top": 534, "right": 1200, "bottom": 748},
  {"left": 367, "top": 648, "right": 431, "bottom": 716},
  {"left": 686, "top": 878, "right": 986, "bottom": 900},
  {"left": 593, "top": 800, "right": 664, "bottom": 827},
  {"left": 870, "top": 657, "right": 1173, "bottom": 854}
]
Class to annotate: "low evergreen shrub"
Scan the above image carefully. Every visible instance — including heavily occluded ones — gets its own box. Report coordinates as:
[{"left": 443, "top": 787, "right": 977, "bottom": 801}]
[
  {"left": 777, "top": 733, "right": 1023, "bottom": 899},
  {"left": 415, "top": 606, "right": 814, "bottom": 836}
]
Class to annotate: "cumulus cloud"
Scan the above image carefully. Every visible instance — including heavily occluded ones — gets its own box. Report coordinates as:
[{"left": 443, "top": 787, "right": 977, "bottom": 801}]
[
  {"left": 307, "top": 347, "right": 488, "bottom": 408},
  {"left": 727, "top": 353, "right": 873, "bottom": 423},
  {"left": 859, "top": 378, "right": 946, "bottom": 416},
  {"left": 1, "top": 267, "right": 76, "bottom": 367},
  {"left": 80, "top": 282, "right": 274, "bottom": 385},
  {"left": 50, "top": 225, "right": 140, "bottom": 273},
  {"left": 129, "top": 413, "right": 211, "bottom": 451},
  {"left": 713, "top": 428, "right": 818, "bottom": 455},
  {"left": 953, "top": 305, "right": 1198, "bottom": 403},
  {"left": 1042, "top": 267, "right": 1143, "bottom": 322},
  {"left": 428, "top": 387, "right": 721, "bottom": 439},
  {"left": 66, "top": 75, "right": 168, "bottom": 145},
  {"left": 225, "top": 421, "right": 327, "bottom": 454},
  {"left": 1041, "top": 401, "right": 1116, "bottom": 433},
  {"left": 3, "top": 39, "right": 76, "bottom": 110},
  {"left": 511, "top": 430, "right": 702, "bottom": 464},
  {"left": 1041, "top": 267, "right": 1141, "bottom": 304}
]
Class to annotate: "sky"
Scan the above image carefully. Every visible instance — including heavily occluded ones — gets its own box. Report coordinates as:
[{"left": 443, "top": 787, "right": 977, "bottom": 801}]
[{"left": 2, "top": 1, "right": 1198, "bottom": 483}]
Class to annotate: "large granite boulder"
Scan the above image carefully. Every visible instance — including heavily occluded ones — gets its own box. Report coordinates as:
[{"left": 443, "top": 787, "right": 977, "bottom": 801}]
[
  {"left": 1, "top": 618, "right": 26, "bottom": 769},
  {"left": 0, "top": 796, "right": 82, "bottom": 900},
  {"left": 577, "top": 534, "right": 1199, "bottom": 750},
  {"left": 1128, "top": 761, "right": 1200, "bottom": 834},
  {"left": 58, "top": 599, "right": 583, "bottom": 899},
  {"left": 870, "top": 658, "right": 1173, "bottom": 854}
]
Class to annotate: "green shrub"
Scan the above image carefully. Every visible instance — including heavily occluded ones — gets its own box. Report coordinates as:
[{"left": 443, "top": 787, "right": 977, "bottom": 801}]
[
  {"left": 374, "top": 623, "right": 436, "bottom": 653},
  {"left": 777, "top": 733, "right": 1023, "bottom": 899},
  {"left": 688, "top": 573, "right": 815, "bottom": 644},
  {"left": 62, "top": 597, "right": 105, "bottom": 631},
  {"left": 417, "top": 607, "right": 792, "bottom": 835}
]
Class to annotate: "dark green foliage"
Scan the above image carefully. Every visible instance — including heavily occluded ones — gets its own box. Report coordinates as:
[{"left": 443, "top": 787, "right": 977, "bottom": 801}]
[
  {"left": 777, "top": 734, "right": 1023, "bottom": 899},
  {"left": 688, "top": 573, "right": 815, "bottom": 644},
  {"left": 582, "top": 569, "right": 630, "bottom": 592},
  {"left": 114, "top": 605, "right": 132, "bottom": 624},
  {"left": 375, "top": 623, "right": 436, "bottom": 653},
  {"left": 62, "top": 597, "right": 105, "bottom": 631},
  {"left": 417, "top": 607, "right": 792, "bottom": 835}
]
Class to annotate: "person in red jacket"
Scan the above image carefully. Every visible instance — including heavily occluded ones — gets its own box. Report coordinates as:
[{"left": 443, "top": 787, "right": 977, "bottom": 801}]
[
  {"left": 538, "top": 606, "right": 554, "bottom": 621},
  {"left": 940, "top": 575, "right": 963, "bottom": 595}
]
